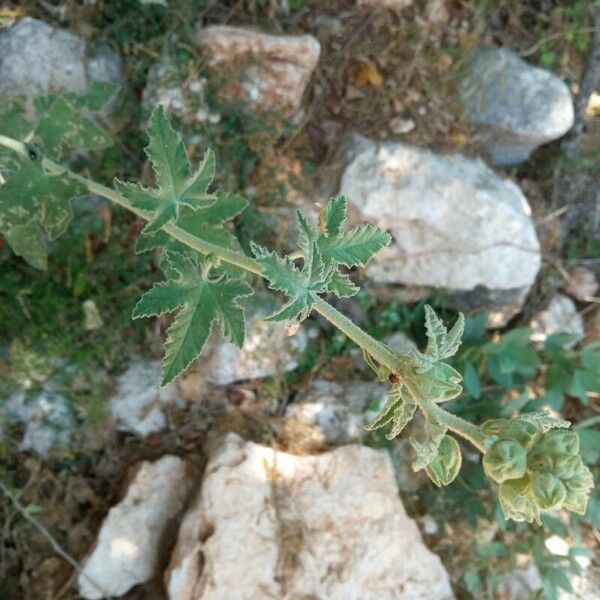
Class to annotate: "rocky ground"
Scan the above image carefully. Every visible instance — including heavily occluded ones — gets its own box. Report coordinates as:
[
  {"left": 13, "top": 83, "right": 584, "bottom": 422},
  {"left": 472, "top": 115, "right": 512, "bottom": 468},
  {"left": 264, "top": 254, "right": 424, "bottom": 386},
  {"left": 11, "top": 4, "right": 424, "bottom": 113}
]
[{"left": 0, "top": 1, "right": 599, "bottom": 599}]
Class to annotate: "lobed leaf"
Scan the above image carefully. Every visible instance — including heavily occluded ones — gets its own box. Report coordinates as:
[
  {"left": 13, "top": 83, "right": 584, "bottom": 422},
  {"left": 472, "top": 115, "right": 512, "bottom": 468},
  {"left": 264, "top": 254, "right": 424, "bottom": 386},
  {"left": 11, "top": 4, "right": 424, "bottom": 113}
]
[
  {"left": 33, "top": 95, "right": 113, "bottom": 160},
  {"left": 365, "top": 384, "right": 418, "bottom": 440},
  {"left": 0, "top": 157, "right": 86, "bottom": 269},
  {"left": 133, "top": 252, "right": 252, "bottom": 385},
  {"left": 135, "top": 190, "right": 248, "bottom": 279},
  {"left": 251, "top": 240, "right": 334, "bottom": 323},
  {"left": 411, "top": 416, "right": 448, "bottom": 471},
  {"left": 116, "top": 105, "right": 216, "bottom": 234}
]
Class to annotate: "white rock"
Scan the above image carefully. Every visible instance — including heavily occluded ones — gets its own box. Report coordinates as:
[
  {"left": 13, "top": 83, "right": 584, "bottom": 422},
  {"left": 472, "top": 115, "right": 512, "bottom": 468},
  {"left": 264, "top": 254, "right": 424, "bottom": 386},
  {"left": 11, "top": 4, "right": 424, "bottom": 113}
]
[
  {"left": 0, "top": 18, "right": 122, "bottom": 102},
  {"left": 110, "top": 360, "right": 184, "bottom": 436},
  {"left": 530, "top": 294, "right": 585, "bottom": 345},
  {"left": 339, "top": 135, "right": 541, "bottom": 293},
  {"left": 165, "top": 433, "right": 454, "bottom": 600},
  {"left": 177, "top": 308, "right": 310, "bottom": 397},
  {"left": 282, "top": 380, "right": 387, "bottom": 449},
  {"left": 196, "top": 26, "right": 320, "bottom": 117},
  {"left": 462, "top": 47, "right": 574, "bottom": 165},
  {"left": 3, "top": 389, "right": 73, "bottom": 457},
  {"left": 79, "top": 456, "right": 194, "bottom": 600}
]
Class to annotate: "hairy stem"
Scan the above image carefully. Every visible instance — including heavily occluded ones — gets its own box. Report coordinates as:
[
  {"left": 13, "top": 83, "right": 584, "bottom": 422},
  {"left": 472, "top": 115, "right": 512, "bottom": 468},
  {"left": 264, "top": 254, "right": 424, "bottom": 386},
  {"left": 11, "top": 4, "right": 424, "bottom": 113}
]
[
  {"left": 0, "top": 134, "right": 486, "bottom": 452},
  {"left": 425, "top": 401, "right": 487, "bottom": 453}
]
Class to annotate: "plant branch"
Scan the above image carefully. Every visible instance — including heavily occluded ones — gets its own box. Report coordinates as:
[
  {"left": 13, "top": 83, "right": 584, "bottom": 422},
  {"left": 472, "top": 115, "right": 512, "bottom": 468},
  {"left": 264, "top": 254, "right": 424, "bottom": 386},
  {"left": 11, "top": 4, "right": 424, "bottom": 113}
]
[
  {"left": 425, "top": 401, "right": 487, "bottom": 453},
  {"left": 0, "top": 133, "right": 486, "bottom": 452}
]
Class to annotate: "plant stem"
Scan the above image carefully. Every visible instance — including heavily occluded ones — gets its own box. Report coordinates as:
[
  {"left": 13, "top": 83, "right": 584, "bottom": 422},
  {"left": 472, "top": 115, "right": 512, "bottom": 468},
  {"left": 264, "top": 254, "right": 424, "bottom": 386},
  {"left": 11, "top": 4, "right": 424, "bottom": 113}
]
[
  {"left": 0, "top": 134, "right": 486, "bottom": 452},
  {"left": 425, "top": 401, "right": 487, "bottom": 453}
]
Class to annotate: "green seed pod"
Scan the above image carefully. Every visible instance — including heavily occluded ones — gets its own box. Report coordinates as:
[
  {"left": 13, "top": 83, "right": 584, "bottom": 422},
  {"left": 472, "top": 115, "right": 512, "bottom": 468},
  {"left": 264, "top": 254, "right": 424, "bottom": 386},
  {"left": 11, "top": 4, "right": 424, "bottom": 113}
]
[
  {"left": 499, "top": 475, "right": 540, "bottom": 524},
  {"left": 537, "top": 429, "right": 579, "bottom": 457},
  {"left": 564, "top": 464, "right": 594, "bottom": 493},
  {"left": 563, "top": 489, "right": 590, "bottom": 515},
  {"left": 531, "top": 472, "right": 567, "bottom": 510},
  {"left": 425, "top": 435, "right": 462, "bottom": 487},
  {"left": 483, "top": 439, "right": 527, "bottom": 483}
]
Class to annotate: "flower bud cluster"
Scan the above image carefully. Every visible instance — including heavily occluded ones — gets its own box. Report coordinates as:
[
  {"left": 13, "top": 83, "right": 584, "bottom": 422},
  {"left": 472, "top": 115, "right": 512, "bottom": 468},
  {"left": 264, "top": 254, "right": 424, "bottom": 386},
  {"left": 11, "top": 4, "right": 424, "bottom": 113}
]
[{"left": 481, "top": 418, "right": 594, "bottom": 523}]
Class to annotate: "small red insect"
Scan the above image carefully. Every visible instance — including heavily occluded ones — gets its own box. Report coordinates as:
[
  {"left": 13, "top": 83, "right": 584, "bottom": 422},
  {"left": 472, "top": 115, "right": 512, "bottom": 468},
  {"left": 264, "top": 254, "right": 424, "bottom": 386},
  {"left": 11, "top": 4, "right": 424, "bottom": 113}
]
[{"left": 389, "top": 373, "right": 402, "bottom": 384}]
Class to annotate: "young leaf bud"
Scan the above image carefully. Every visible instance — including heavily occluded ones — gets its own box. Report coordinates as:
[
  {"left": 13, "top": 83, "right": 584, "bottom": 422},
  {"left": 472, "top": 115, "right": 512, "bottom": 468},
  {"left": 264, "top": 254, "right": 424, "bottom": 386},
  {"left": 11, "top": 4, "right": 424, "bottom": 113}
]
[
  {"left": 483, "top": 439, "right": 527, "bottom": 483},
  {"left": 531, "top": 472, "right": 567, "bottom": 510},
  {"left": 537, "top": 429, "right": 579, "bottom": 457},
  {"left": 564, "top": 464, "right": 594, "bottom": 492},
  {"left": 499, "top": 475, "right": 540, "bottom": 524},
  {"left": 425, "top": 435, "right": 462, "bottom": 487},
  {"left": 554, "top": 454, "right": 583, "bottom": 481},
  {"left": 563, "top": 489, "right": 590, "bottom": 515}
]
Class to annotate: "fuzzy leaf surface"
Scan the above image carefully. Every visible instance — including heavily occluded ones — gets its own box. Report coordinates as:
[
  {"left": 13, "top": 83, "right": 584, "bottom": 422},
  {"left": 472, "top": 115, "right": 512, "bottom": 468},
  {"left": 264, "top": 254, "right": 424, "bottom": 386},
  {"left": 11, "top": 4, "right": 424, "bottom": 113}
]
[
  {"left": 117, "top": 106, "right": 216, "bottom": 234},
  {"left": 295, "top": 195, "right": 390, "bottom": 298},
  {"left": 0, "top": 158, "right": 85, "bottom": 268},
  {"left": 365, "top": 384, "right": 418, "bottom": 440},
  {"left": 520, "top": 411, "right": 571, "bottom": 433},
  {"left": 411, "top": 417, "right": 448, "bottom": 471},
  {"left": 135, "top": 191, "right": 247, "bottom": 278},
  {"left": 133, "top": 252, "right": 252, "bottom": 385},
  {"left": 251, "top": 240, "right": 333, "bottom": 322},
  {"left": 33, "top": 96, "right": 113, "bottom": 160}
]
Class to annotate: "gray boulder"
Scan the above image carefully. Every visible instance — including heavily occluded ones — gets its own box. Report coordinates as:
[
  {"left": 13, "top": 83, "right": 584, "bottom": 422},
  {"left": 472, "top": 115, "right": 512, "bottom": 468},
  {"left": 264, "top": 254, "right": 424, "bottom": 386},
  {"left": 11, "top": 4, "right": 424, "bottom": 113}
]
[
  {"left": 0, "top": 18, "right": 122, "bottom": 103},
  {"left": 462, "top": 47, "right": 574, "bottom": 165},
  {"left": 338, "top": 135, "right": 541, "bottom": 320}
]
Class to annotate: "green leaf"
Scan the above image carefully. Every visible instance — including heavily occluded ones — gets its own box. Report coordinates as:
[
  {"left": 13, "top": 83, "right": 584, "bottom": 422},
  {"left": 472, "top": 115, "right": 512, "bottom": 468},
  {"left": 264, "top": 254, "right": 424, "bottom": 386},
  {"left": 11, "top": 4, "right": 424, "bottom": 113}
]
[
  {"left": 323, "top": 194, "right": 346, "bottom": 237},
  {"left": 4, "top": 222, "right": 46, "bottom": 269},
  {"left": 133, "top": 252, "right": 252, "bottom": 385},
  {"left": 463, "top": 361, "right": 481, "bottom": 399},
  {"left": 293, "top": 196, "right": 390, "bottom": 298},
  {"left": 365, "top": 384, "right": 418, "bottom": 440},
  {"left": 545, "top": 567, "right": 573, "bottom": 593},
  {"left": 68, "top": 80, "right": 119, "bottom": 111},
  {"left": 116, "top": 105, "right": 217, "bottom": 234},
  {"left": 0, "top": 158, "right": 86, "bottom": 268},
  {"left": 135, "top": 191, "right": 248, "bottom": 278},
  {"left": 318, "top": 223, "right": 391, "bottom": 268},
  {"left": 519, "top": 411, "right": 570, "bottom": 433},
  {"left": 411, "top": 416, "right": 447, "bottom": 470},
  {"left": 0, "top": 100, "right": 31, "bottom": 139},
  {"left": 33, "top": 95, "right": 113, "bottom": 159},
  {"left": 425, "top": 434, "right": 462, "bottom": 487},
  {"left": 424, "top": 306, "right": 465, "bottom": 360},
  {"left": 251, "top": 240, "right": 334, "bottom": 323}
]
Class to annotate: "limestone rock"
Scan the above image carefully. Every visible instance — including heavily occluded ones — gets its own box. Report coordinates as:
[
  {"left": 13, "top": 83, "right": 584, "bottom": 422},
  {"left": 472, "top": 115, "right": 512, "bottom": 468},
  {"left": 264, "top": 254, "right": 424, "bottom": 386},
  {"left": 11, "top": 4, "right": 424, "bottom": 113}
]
[
  {"left": 177, "top": 305, "right": 310, "bottom": 397},
  {"left": 79, "top": 456, "right": 195, "bottom": 600},
  {"left": 3, "top": 388, "right": 73, "bottom": 457},
  {"left": 110, "top": 360, "right": 185, "bottom": 436},
  {"left": 0, "top": 18, "right": 122, "bottom": 103},
  {"left": 338, "top": 135, "right": 541, "bottom": 299},
  {"left": 462, "top": 47, "right": 574, "bottom": 165},
  {"left": 142, "top": 61, "right": 220, "bottom": 126},
  {"left": 196, "top": 26, "right": 320, "bottom": 117},
  {"left": 530, "top": 294, "right": 585, "bottom": 345},
  {"left": 281, "top": 380, "right": 387, "bottom": 451},
  {"left": 165, "top": 433, "right": 454, "bottom": 600}
]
